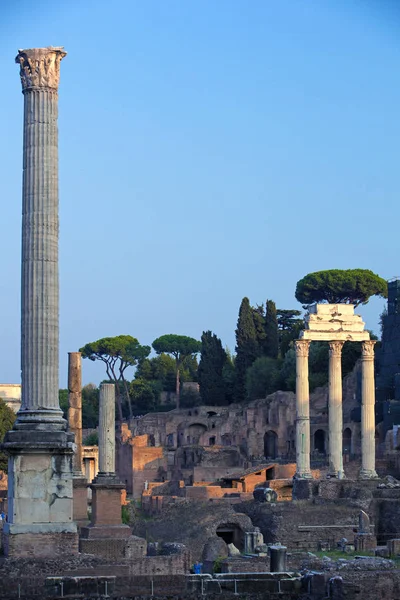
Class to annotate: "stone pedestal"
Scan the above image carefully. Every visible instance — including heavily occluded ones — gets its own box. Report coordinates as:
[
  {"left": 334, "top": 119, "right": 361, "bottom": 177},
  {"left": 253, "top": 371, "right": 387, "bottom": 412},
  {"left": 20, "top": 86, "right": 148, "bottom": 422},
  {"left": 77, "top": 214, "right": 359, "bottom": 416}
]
[
  {"left": 1, "top": 47, "right": 78, "bottom": 557},
  {"left": 295, "top": 340, "right": 312, "bottom": 479},
  {"left": 354, "top": 533, "right": 377, "bottom": 552},
  {"left": 328, "top": 341, "right": 345, "bottom": 478},
  {"left": 387, "top": 539, "right": 400, "bottom": 558},
  {"left": 359, "top": 341, "right": 378, "bottom": 479}
]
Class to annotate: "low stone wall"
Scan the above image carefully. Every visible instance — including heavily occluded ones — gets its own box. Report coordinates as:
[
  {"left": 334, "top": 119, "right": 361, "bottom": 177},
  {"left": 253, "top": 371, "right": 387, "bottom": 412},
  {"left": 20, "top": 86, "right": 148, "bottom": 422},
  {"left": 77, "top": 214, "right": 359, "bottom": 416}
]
[{"left": 221, "top": 556, "right": 269, "bottom": 573}]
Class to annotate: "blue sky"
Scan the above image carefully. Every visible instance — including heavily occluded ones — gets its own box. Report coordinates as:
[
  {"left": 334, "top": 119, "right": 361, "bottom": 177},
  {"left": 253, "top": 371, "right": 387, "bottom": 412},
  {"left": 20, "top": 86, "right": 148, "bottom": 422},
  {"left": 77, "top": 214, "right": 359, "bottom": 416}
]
[{"left": 0, "top": 1, "right": 399, "bottom": 387}]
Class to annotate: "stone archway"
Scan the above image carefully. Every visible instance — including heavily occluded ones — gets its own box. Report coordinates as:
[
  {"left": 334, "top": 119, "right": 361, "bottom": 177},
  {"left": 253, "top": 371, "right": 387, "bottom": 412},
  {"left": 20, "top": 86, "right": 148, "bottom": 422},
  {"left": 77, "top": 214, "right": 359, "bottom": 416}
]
[
  {"left": 264, "top": 431, "right": 278, "bottom": 459},
  {"left": 216, "top": 523, "right": 245, "bottom": 552},
  {"left": 343, "top": 428, "right": 352, "bottom": 455},
  {"left": 314, "top": 429, "right": 326, "bottom": 453}
]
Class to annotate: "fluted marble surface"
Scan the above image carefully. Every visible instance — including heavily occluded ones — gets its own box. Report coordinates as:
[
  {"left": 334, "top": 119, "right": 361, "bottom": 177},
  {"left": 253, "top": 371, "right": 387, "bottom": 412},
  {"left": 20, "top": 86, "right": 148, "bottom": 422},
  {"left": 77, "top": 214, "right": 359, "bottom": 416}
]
[
  {"left": 16, "top": 47, "right": 66, "bottom": 424},
  {"left": 328, "top": 341, "right": 345, "bottom": 478},
  {"left": 360, "top": 341, "right": 378, "bottom": 479},
  {"left": 98, "top": 383, "right": 116, "bottom": 474},
  {"left": 295, "top": 340, "right": 312, "bottom": 479}
]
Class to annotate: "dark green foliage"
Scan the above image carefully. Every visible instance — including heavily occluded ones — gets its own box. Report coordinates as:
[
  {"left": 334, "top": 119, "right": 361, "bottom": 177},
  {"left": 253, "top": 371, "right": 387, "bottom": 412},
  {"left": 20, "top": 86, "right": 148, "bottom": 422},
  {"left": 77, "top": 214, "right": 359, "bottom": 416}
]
[
  {"left": 246, "top": 356, "right": 280, "bottom": 400},
  {"left": 0, "top": 398, "right": 16, "bottom": 472},
  {"left": 234, "top": 298, "right": 259, "bottom": 403},
  {"left": 130, "top": 378, "right": 160, "bottom": 412},
  {"left": 264, "top": 300, "right": 279, "bottom": 359},
  {"left": 59, "top": 389, "right": 68, "bottom": 416},
  {"left": 252, "top": 305, "right": 267, "bottom": 354},
  {"left": 295, "top": 269, "right": 388, "bottom": 307},
  {"left": 83, "top": 431, "right": 98, "bottom": 446},
  {"left": 137, "top": 354, "right": 177, "bottom": 392},
  {"left": 277, "top": 309, "right": 303, "bottom": 357},
  {"left": 222, "top": 351, "right": 236, "bottom": 405},
  {"left": 80, "top": 335, "right": 151, "bottom": 421},
  {"left": 277, "top": 309, "right": 303, "bottom": 330},
  {"left": 152, "top": 334, "right": 201, "bottom": 409},
  {"left": 198, "top": 331, "right": 228, "bottom": 405},
  {"left": 179, "top": 387, "right": 202, "bottom": 408},
  {"left": 60, "top": 385, "right": 99, "bottom": 428},
  {"left": 81, "top": 384, "right": 100, "bottom": 428}
]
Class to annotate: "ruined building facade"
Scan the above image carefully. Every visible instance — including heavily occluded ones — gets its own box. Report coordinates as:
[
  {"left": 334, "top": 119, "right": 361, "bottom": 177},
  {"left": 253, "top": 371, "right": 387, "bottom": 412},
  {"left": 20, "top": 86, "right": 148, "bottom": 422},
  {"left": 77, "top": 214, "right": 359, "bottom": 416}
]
[{"left": 116, "top": 367, "right": 364, "bottom": 498}]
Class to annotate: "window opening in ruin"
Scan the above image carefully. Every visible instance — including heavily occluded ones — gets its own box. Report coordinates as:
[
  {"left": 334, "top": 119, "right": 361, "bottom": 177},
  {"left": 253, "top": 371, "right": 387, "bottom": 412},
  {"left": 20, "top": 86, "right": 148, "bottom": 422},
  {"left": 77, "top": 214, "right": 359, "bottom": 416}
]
[
  {"left": 212, "top": 423, "right": 215, "bottom": 429},
  {"left": 207, "top": 411, "right": 217, "bottom": 417},
  {"left": 342, "top": 428, "right": 352, "bottom": 455},
  {"left": 314, "top": 429, "right": 326, "bottom": 454},
  {"left": 266, "top": 467, "right": 275, "bottom": 480},
  {"left": 209, "top": 436, "right": 216, "bottom": 446},
  {"left": 264, "top": 430, "right": 277, "bottom": 459}
]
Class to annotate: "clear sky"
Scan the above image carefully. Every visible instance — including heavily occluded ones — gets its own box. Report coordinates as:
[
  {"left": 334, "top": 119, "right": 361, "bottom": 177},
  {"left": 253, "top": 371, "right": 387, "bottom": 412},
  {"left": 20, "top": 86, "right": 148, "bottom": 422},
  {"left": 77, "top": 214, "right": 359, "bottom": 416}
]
[{"left": 0, "top": 0, "right": 399, "bottom": 387}]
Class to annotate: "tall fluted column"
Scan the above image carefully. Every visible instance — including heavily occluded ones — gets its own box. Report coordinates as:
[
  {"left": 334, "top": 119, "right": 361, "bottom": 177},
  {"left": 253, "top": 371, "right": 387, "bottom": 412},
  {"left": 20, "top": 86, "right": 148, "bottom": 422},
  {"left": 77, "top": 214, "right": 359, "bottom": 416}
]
[
  {"left": 360, "top": 340, "right": 378, "bottom": 479},
  {"left": 2, "top": 47, "right": 77, "bottom": 558},
  {"left": 16, "top": 47, "right": 67, "bottom": 426},
  {"left": 295, "top": 340, "right": 312, "bottom": 478},
  {"left": 328, "top": 341, "right": 345, "bottom": 478},
  {"left": 98, "top": 383, "right": 116, "bottom": 475},
  {"left": 68, "top": 352, "right": 83, "bottom": 475}
]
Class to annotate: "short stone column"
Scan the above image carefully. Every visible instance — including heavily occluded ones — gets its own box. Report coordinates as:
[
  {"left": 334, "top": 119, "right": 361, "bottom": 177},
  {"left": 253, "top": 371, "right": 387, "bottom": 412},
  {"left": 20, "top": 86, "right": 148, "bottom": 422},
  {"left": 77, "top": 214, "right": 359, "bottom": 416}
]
[
  {"left": 295, "top": 340, "right": 312, "bottom": 478},
  {"left": 328, "top": 341, "right": 345, "bottom": 478},
  {"left": 359, "top": 340, "right": 378, "bottom": 479},
  {"left": 68, "top": 352, "right": 88, "bottom": 524},
  {"left": 80, "top": 384, "right": 130, "bottom": 553},
  {"left": 98, "top": 383, "right": 115, "bottom": 475}
]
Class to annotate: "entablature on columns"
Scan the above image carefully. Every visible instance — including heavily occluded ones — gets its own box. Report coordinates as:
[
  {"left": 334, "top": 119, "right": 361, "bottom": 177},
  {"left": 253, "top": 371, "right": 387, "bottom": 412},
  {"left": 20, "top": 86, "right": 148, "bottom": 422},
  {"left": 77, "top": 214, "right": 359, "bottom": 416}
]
[{"left": 299, "top": 303, "right": 370, "bottom": 342}]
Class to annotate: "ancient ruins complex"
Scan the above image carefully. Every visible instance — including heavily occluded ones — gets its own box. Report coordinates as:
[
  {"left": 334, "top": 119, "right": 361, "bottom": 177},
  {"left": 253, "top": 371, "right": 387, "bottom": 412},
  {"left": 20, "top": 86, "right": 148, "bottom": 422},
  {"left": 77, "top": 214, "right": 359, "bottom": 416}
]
[{"left": 3, "top": 45, "right": 400, "bottom": 600}]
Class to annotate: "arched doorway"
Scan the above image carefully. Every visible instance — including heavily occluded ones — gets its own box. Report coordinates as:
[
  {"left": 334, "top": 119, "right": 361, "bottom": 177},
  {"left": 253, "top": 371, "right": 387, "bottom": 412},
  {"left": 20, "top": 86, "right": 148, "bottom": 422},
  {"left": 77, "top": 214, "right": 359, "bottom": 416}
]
[
  {"left": 343, "top": 428, "right": 352, "bottom": 455},
  {"left": 314, "top": 429, "right": 326, "bottom": 453},
  {"left": 216, "top": 523, "right": 244, "bottom": 552},
  {"left": 264, "top": 431, "right": 278, "bottom": 459}
]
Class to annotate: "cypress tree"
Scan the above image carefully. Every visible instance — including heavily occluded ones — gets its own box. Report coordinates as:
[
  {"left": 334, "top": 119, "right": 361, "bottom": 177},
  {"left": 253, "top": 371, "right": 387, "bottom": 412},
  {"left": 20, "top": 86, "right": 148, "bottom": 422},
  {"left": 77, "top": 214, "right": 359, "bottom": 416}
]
[
  {"left": 264, "top": 299, "right": 279, "bottom": 359},
  {"left": 252, "top": 305, "right": 266, "bottom": 355},
  {"left": 198, "top": 331, "right": 227, "bottom": 405},
  {"left": 234, "top": 297, "right": 259, "bottom": 403}
]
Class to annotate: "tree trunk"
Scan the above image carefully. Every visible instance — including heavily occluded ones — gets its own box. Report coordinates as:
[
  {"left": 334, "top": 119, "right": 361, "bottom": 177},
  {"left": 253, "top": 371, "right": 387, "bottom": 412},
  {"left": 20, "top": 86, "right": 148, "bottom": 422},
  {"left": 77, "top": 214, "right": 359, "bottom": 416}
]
[
  {"left": 115, "top": 385, "right": 124, "bottom": 422},
  {"left": 121, "top": 375, "right": 133, "bottom": 419},
  {"left": 176, "top": 366, "right": 180, "bottom": 410}
]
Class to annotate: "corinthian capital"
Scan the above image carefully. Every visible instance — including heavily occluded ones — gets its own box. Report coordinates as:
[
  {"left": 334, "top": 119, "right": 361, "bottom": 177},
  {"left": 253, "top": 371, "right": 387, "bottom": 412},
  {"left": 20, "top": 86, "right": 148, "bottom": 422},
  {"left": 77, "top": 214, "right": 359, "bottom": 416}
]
[
  {"left": 294, "top": 340, "right": 311, "bottom": 358},
  {"left": 328, "top": 340, "right": 345, "bottom": 358},
  {"left": 361, "top": 340, "right": 376, "bottom": 359},
  {"left": 16, "top": 47, "right": 67, "bottom": 91}
]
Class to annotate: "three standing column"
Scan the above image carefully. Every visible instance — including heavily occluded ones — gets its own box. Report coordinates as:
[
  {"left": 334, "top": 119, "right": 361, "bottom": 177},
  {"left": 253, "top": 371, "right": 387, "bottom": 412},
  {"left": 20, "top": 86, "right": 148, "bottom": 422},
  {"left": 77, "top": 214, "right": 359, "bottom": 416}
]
[
  {"left": 328, "top": 341, "right": 345, "bottom": 478},
  {"left": 295, "top": 340, "right": 312, "bottom": 478},
  {"left": 360, "top": 341, "right": 378, "bottom": 479}
]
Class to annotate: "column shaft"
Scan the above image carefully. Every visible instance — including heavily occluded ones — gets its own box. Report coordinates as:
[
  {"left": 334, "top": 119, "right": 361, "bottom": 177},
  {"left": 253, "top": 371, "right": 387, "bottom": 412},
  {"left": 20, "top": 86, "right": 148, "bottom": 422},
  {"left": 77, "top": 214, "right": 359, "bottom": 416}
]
[
  {"left": 360, "top": 341, "right": 378, "bottom": 479},
  {"left": 295, "top": 340, "right": 312, "bottom": 478},
  {"left": 328, "top": 341, "right": 345, "bottom": 478},
  {"left": 68, "top": 352, "right": 83, "bottom": 475},
  {"left": 98, "top": 383, "right": 116, "bottom": 474}
]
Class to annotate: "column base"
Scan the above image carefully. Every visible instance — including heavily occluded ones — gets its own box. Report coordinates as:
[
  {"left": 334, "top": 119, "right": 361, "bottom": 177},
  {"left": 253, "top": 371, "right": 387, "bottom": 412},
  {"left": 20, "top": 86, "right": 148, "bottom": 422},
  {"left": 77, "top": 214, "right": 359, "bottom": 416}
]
[
  {"left": 328, "top": 470, "right": 346, "bottom": 479},
  {"left": 89, "top": 473, "right": 126, "bottom": 527},
  {"left": 2, "top": 525, "right": 78, "bottom": 558},
  {"left": 73, "top": 477, "right": 89, "bottom": 525},
  {"left": 294, "top": 471, "right": 313, "bottom": 479},
  {"left": 359, "top": 468, "right": 378, "bottom": 480}
]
